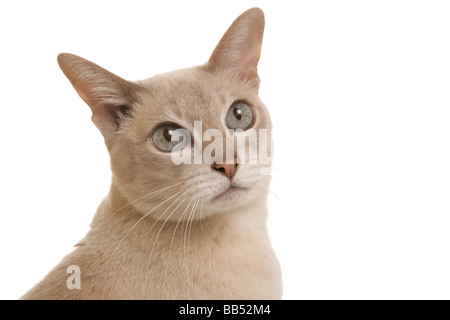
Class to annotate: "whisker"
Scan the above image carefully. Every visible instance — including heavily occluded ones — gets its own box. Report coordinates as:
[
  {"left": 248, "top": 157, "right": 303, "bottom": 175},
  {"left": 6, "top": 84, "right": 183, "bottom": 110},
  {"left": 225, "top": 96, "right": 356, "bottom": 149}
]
[
  {"left": 108, "top": 190, "right": 183, "bottom": 260},
  {"left": 145, "top": 191, "right": 190, "bottom": 281},
  {"left": 163, "top": 194, "right": 197, "bottom": 286},
  {"left": 199, "top": 199, "right": 206, "bottom": 236},
  {"left": 186, "top": 199, "right": 200, "bottom": 280},
  {"left": 144, "top": 189, "right": 190, "bottom": 238},
  {"left": 97, "top": 181, "right": 184, "bottom": 226},
  {"left": 269, "top": 176, "right": 292, "bottom": 189},
  {"left": 183, "top": 196, "right": 198, "bottom": 280},
  {"left": 257, "top": 183, "right": 288, "bottom": 209}
]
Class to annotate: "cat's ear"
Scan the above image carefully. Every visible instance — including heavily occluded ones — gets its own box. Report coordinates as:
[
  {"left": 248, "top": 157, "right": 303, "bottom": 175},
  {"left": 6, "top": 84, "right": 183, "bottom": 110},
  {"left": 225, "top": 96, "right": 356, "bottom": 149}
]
[
  {"left": 57, "top": 53, "right": 138, "bottom": 143},
  {"left": 207, "top": 7, "right": 265, "bottom": 86}
]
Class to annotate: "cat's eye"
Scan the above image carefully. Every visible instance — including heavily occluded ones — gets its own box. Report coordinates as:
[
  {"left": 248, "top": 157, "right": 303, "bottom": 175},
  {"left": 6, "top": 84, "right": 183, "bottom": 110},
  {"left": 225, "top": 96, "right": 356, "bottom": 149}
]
[
  {"left": 151, "top": 123, "right": 186, "bottom": 152},
  {"left": 225, "top": 101, "right": 254, "bottom": 130}
]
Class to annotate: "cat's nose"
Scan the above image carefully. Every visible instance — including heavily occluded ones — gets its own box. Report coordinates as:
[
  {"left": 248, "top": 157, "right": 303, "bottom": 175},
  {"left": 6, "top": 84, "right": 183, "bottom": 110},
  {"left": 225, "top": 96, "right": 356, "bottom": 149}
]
[{"left": 212, "top": 161, "right": 238, "bottom": 179}]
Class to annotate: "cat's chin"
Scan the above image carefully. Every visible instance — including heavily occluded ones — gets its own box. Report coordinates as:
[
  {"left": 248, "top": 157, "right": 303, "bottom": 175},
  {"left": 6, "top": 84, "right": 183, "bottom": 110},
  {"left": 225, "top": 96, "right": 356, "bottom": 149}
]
[
  {"left": 204, "top": 185, "right": 256, "bottom": 212},
  {"left": 212, "top": 186, "right": 248, "bottom": 203}
]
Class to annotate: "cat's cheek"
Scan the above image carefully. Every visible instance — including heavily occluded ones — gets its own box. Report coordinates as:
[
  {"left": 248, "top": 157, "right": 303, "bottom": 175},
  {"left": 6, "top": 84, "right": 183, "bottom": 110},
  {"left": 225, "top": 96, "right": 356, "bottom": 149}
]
[
  {"left": 110, "top": 144, "right": 137, "bottom": 183},
  {"left": 134, "top": 143, "right": 183, "bottom": 173}
]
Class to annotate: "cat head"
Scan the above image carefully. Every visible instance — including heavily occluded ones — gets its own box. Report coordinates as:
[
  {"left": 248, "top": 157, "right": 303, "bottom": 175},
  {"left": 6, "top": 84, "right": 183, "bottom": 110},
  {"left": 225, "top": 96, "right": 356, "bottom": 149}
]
[{"left": 57, "top": 8, "right": 272, "bottom": 220}]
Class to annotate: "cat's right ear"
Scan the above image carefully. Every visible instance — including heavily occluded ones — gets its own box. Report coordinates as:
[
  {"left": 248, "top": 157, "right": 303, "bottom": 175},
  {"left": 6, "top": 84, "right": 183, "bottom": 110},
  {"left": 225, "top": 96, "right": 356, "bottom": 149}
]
[
  {"left": 57, "top": 53, "right": 138, "bottom": 145},
  {"left": 207, "top": 8, "right": 265, "bottom": 88}
]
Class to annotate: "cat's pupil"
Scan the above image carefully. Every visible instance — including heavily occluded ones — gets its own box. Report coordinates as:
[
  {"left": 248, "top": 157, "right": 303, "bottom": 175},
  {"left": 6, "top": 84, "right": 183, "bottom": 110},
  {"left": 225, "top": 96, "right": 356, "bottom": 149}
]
[
  {"left": 233, "top": 107, "right": 242, "bottom": 121},
  {"left": 163, "top": 128, "right": 173, "bottom": 141}
]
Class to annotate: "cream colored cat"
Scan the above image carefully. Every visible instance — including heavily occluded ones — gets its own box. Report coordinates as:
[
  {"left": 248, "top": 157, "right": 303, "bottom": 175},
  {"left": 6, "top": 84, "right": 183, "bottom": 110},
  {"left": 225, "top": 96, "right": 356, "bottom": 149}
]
[{"left": 22, "top": 7, "right": 282, "bottom": 300}]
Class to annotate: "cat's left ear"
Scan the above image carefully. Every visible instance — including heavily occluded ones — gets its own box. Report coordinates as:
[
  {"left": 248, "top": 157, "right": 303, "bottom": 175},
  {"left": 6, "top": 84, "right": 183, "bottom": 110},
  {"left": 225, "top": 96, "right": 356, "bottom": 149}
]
[
  {"left": 57, "top": 53, "right": 139, "bottom": 146},
  {"left": 207, "top": 7, "right": 265, "bottom": 87}
]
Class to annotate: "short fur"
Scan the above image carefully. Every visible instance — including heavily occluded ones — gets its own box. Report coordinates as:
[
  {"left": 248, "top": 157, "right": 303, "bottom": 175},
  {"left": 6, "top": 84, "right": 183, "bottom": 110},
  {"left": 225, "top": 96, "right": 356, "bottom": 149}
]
[{"left": 22, "top": 8, "right": 282, "bottom": 300}]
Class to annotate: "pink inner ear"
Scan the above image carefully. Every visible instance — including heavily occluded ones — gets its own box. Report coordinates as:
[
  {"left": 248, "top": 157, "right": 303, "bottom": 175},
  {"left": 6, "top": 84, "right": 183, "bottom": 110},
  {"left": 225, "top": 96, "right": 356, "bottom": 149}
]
[
  {"left": 58, "top": 53, "right": 136, "bottom": 141},
  {"left": 236, "top": 40, "right": 262, "bottom": 82},
  {"left": 92, "top": 109, "right": 118, "bottom": 136},
  {"left": 208, "top": 8, "right": 264, "bottom": 83},
  {"left": 91, "top": 104, "right": 132, "bottom": 136},
  {"left": 74, "top": 82, "right": 121, "bottom": 134}
]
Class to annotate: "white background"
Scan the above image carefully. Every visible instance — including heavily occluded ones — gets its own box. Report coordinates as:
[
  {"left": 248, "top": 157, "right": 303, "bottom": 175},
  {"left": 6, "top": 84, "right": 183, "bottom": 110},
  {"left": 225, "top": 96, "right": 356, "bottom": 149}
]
[{"left": 1, "top": 0, "right": 450, "bottom": 300}]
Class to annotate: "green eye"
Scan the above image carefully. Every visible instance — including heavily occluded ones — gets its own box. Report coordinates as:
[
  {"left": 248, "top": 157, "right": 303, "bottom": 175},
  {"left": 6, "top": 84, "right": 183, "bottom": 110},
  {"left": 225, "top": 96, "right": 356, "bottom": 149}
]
[
  {"left": 225, "top": 101, "right": 254, "bottom": 130},
  {"left": 151, "top": 123, "right": 184, "bottom": 152}
]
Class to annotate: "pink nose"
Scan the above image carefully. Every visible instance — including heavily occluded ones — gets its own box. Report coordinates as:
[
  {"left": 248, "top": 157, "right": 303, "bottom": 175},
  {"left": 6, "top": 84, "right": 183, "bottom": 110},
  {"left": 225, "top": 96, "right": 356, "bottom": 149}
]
[{"left": 212, "top": 162, "right": 238, "bottom": 179}]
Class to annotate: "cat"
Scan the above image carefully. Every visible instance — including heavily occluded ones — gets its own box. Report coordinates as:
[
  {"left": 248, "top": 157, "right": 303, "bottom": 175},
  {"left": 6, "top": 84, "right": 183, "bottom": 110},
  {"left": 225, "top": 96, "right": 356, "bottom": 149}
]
[{"left": 21, "top": 7, "right": 282, "bottom": 300}]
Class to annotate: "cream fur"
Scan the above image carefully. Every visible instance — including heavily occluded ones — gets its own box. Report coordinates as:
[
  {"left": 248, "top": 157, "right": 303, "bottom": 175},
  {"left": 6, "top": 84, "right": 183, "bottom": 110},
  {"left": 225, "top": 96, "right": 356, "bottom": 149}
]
[{"left": 21, "top": 7, "right": 282, "bottom": 300}]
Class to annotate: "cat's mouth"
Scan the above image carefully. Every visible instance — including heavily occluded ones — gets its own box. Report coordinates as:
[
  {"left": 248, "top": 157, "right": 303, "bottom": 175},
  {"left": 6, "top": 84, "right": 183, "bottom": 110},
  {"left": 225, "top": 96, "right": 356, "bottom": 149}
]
[{"left": 212, "top": 185, "right": 248, "bottom": 202}]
